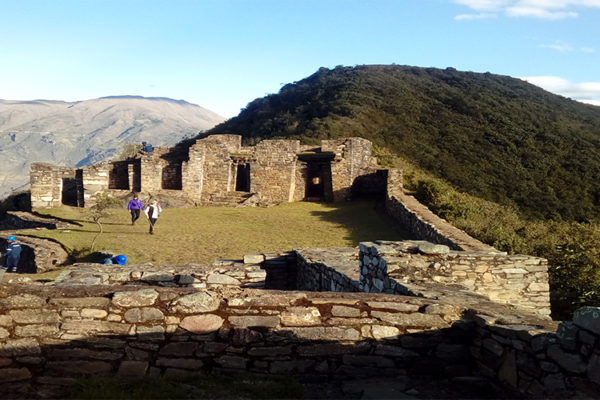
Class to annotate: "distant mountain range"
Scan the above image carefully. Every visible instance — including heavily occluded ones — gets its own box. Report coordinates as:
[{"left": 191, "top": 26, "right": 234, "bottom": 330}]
[{"left": 0, "top": 96, "right": 225, "bottom": 199}]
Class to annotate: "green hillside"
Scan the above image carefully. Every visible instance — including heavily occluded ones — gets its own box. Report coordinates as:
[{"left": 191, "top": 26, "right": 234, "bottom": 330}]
[{"left": 209, "top": 65, "right": 600, "bottom": 222}]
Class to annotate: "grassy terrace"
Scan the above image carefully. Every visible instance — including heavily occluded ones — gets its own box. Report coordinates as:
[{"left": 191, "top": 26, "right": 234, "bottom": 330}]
[{"left": 22, "top": 201, "right": 407, "bottom": 266}]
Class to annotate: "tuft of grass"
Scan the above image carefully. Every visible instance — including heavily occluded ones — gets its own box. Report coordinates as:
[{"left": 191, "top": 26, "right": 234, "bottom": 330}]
[{"left": 22, "top": 201, "right": 406, "bottom": 265}]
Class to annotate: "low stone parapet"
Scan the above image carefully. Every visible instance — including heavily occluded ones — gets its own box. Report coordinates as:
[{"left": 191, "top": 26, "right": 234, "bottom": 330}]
[
  {"left": 51, "top": 261, "right": 266, "bottom": 289},
  {"left": 359, "top": 241, "right": 550, "bottom": 317}
]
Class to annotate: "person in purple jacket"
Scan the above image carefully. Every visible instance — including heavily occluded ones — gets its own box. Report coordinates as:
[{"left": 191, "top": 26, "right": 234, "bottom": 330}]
[{"left": 127, "top": 194, "right": 144, "bottom": 225}]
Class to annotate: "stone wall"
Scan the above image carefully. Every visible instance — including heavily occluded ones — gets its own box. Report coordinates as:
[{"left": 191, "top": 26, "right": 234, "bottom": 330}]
[
  {"left": 30, "top": 135, "right": 382, "bottom": 208},
  {"left": 384, "top": 169, "right": 494, "bottom": 252},
  {"left": 51, "top": 262, "right": 266, "bottom": 289},
  {"left": 30, "top": 163, "right": 79, "bottom": 208},
  {"left": 296, "top": 248, "right": 360, "bottom": 292},
  {"left": 322, "top": 138, "right": 377, "bottom": 202},
  {"left": 472, "top": 307, "right": 600, "bottom": 398},
  {"left": 252, "top": 139, "right": 301, "bottom": 204},
  {"left": 140, "top": 147, "right": 173, "bottom": 194},
  {"left": 2, "top": 281, "right": 599, "bottom": 398},
  {"left": 359, "top": 241, "right": 551, "bottom": 317}
]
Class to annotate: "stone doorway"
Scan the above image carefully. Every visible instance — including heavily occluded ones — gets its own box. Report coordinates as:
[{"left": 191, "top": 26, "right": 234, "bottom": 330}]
[
  {"left": 305, "top": 161, "right": 332, "bottom": 202},
  {"left": 61, "top": 178, "right": 78, "bottom": 206},
  {"left": 235, "top": 164, "right": 251, "bottom": 192}
]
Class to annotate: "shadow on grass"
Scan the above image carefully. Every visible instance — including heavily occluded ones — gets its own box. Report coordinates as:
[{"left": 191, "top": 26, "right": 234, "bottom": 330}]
[{"left": 307, "top": 200, "right": 413, "bottom": 243}]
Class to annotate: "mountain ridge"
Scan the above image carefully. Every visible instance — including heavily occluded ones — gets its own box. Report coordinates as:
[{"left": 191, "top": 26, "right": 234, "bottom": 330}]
[
  {"left": 207, "top": 64, "right": 600, "bottom": 222},
  {"left": 0, "top": 96, "right": 225, "bottom": 199}
]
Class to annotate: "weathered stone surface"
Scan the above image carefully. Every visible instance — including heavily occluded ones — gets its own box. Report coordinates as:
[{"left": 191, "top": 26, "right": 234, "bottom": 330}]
[
  {"left": 229, "top": 315, "right": 279, "bottom": 328},
  {"left": 366, "top": 302, "right": 420, "bottom": 312},
  {"left": 0, "top": 367, "right": 32, "bottom": 382},
  {"left": 244, "top": 254, "right": 265, "bottom": 264},
  {"left": 547, "top": 345, "right": 586, "bottom": 373},
  {"left": 280, "top": 307, "right": 321, "bottom": 326},
  {"left": 370, "top": 311, "right": 449, "bottom": 328},
  {"left": 49, "top": 297, "right": 110, "bottom": 308},
  {"left": 207, "top": 274, "right": 241, "bottom": 285},
  {"left": 247, "top": 345, "right": 293, "bottom": 357},
  {"left": 156, "top": 358, "right": 203, "bottom": 369},
  {"left": 0, "top": 294, "right": 45, "bottom": 309},
  {"left": 587, "top": 353, "right": 600, "bottom": 384},
  {"left": 371, "top": 325, "right": 400, "bottom": 340},
  {"left": 48, "top": 348, "right": 122, "bottom": 360},
  {"left": 331, "top": 305, "right": 361, "bottom": 317},
  {"left": 0, "top": 327, "right": 9, "bottom": 339},
  {"left": 46, "top": 361, "right": 112, "bottom": 375},
  {"left": 373, "top": 344, "right": 419, "bottom": 358},
  {"left": 289, "top": 327, "right": 360, "bottom": 341},
  {"left": 343, "top": 354, "right": 394, "bottom": 368},
  {"left": 15, "top": 324, "right": 59, "bottom": 338},
  {"left": 172, "top": 292, "right": 221, "bottom": 314},
  {"left": 159, "top": 342, "right": 199, "bottom": 356},
  {"left": 118, "top": 361, "right": 148, "bottom": 377},
  {"left": 574, "top": 307, "right": 600, "bottom": 335},
  {"left": 142, "top": 273, "right": 175, "bottom": 282},
  {"left": 61, "top": 320, "right": 131, "bottom": 335},
  {"left": 0, "top": 338, "right": 41, "bottom": 357},
  {"left": 180, "top": 314, "right": 224, "bottom": 334},
  {"left": 80, "top": 308, "right": 109, "bottom": 319},
  {"left": 498, "top": 350, "right": 517, "bottom": 388},
  {"left": 9, "top": 310, "right": 59, "bottom": 324},
  {"left": 419, "top": 242, "right": 450, "bottom": 255},
  {"left": 112, "top": 289, "right": 159, "bottom": 307},
  {"left": 0, "top": 315, "right": 13, "bottom": 327},
  {"left": 215, "top": 355, "right": 247, "bottom": 369},
  {"left": 124, "top": 307, "right": 165, "bottom": 323},
  {"left": 136, "top": 325, "right": 165, "bottom": 337}
]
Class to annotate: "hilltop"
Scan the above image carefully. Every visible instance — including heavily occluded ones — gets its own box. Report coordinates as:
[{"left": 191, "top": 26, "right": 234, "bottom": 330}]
[
  {"left": 0, "top": 96, "right": 225, "bottom": 199},
  {"left": 208, "top": 65, "right": 600, "bottom": 222}
]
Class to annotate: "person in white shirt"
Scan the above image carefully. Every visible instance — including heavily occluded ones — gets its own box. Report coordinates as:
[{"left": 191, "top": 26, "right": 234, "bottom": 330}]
[{"left": 144, "top": 200, "right": 162, "bottom": 235}]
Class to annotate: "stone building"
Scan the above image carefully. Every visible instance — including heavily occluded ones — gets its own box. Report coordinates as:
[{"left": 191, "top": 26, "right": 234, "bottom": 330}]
[{"left": 30, "top": 134, "right": 378, "bottom": 208}]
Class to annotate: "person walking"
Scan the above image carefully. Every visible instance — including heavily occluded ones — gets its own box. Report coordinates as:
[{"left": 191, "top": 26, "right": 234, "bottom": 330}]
[
  {"left": 144, "top": 200, "right": 162, "bottom": 234},
  {"left": 127, "top": 194, "right": 144, "bottom": 225},
  {"left": 2, "top": 235, "right": 22, "bottom": 273}
]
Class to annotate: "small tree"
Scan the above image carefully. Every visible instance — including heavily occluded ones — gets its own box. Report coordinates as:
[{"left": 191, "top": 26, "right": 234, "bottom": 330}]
[{"left": 88, "top": 193, "right": 122, "bottom": 251}]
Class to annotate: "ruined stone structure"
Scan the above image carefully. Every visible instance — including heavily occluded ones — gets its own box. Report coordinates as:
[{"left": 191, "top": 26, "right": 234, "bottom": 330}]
[
  {"left": 30, "top": 135, "right": 377, "bottom": 208},
  {"left": 0, "top": 246, "right": 598, "bottom": 398},
  {"left": 18, "top": 134, "right": 600, "bottom": 397}
]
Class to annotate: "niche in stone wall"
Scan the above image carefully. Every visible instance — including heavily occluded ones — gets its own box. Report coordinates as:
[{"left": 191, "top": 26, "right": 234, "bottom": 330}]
[
  {"left": 108, "top": 162, "right": 129, "bottom": 190},
  {"left": 162, "top": 163, "right": 182, "bottom": 190},
  {"left": 235, "top": 163, "right": 251, "bottom": 192}
]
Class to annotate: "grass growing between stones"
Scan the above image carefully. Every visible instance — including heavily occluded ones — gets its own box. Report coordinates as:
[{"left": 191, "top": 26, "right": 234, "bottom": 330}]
[
  {"left": 22, "top": 200, "right": 407, "bottom": 265},
  {"left": 65, "top": 372, "right": 304, "bottom": 399}
]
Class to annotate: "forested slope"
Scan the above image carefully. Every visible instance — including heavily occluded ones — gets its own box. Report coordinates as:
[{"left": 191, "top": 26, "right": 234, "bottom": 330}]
[{"left": 209, "top": 65, "right": 600, "bottom": 222}]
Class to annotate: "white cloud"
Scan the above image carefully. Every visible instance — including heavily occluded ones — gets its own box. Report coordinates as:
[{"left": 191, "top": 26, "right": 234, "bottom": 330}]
[
  {"left": 522, "top": 76, "right": 600, "bottom": 105},
  {"left": 537, "top": 41, "right": 596, "bottom": 53},
  {"left": 538, "top": 41, "right": 573, "bottom": 52},
  {"left": 453, "top": 0, "right": 600, "bottom": 19}
]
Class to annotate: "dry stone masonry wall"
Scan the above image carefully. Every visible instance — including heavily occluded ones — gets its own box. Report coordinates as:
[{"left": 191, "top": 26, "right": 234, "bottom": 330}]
[
  {"left": 359, "top": 240, "right": 550, "bottom": 318},
  {"left": 30, "top": 134, "right": 380, "bottom": 208}
]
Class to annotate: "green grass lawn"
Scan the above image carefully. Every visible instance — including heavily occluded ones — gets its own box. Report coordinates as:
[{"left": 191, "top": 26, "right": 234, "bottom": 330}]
[{"left": 23, "top": 201, "right": 406, "bottom": 265}]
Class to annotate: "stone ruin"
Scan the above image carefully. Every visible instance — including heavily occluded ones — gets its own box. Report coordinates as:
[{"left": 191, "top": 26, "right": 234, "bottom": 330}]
[
  {"left": 8, "top": 133, "right": 599, "bottom": 397},
  {"left": 30, "top": 134, "right": 379, "bottom": 208}
]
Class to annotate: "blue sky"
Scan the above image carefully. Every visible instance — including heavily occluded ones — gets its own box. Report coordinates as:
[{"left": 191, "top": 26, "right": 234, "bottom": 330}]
[{"left": 1, "top": 0, "right": 599, "bottom": 117}]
